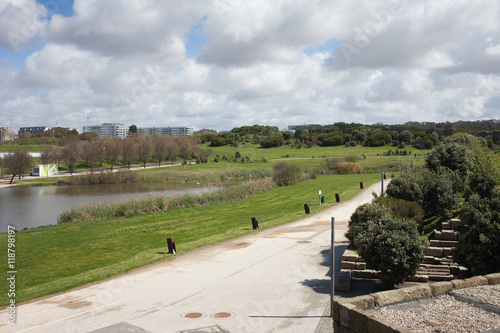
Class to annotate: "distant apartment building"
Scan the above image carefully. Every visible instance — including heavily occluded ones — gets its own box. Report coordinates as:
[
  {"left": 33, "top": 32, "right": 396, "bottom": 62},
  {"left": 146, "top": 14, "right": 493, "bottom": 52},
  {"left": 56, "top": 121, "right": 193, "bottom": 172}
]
[
  {"left": 0, "top": 127, "right": 16, "bottom": 141},
  {"left": 19, "top": 126, "right": 49, "bottom": 136},
  {"left": 138, "top": 126, "right": 194, "bottom": 136},
  {"left": 83, "top": 123, "right": 127, "bottom": 139}
]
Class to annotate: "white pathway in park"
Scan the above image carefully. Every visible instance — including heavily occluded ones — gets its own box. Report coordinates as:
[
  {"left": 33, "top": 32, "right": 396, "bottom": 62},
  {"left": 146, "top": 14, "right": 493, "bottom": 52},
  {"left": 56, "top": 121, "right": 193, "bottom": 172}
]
[{"left": 1, "top": 181, "right": 385, "bottom": 333}]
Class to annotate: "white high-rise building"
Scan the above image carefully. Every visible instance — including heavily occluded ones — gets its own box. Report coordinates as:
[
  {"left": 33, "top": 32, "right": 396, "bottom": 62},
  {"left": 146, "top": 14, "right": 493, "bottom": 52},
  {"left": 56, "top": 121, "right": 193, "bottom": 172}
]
[
  {"left": 83, "top": 123, "right": 127, "bottom": 138},
  {"left": 138, "top": 126, "right": 193, "bottom": 136}
]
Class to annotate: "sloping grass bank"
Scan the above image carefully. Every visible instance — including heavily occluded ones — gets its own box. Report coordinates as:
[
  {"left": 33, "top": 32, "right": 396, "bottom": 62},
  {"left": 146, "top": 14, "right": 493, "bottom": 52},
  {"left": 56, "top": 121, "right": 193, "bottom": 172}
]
[{"left": 0, "top": 173, "right": 380, "bottom": 306}]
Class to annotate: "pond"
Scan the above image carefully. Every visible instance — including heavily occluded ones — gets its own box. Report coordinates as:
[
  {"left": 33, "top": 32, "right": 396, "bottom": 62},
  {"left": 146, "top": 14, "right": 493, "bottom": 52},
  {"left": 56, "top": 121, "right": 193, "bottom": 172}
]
[{"left": 0, "top": 182, "right": 225, "bottom": 231}]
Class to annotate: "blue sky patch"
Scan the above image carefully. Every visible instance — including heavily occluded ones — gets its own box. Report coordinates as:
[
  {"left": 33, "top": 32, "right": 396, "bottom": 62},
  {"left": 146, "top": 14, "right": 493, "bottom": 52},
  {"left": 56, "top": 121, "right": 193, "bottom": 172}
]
[
  {"left": 303, "top": 38, "right": 341, "bottom": 56},
  {"left": 185, "top": 18, "right": 207, "bottom": 58},
  {"left": 37, "top": 0, "right": 74, "bottom": 17}
]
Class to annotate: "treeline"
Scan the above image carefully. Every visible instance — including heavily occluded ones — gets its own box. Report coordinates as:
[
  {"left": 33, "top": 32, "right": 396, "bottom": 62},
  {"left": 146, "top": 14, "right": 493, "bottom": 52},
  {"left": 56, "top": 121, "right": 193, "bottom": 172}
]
[
  {"left": 38, "top": 134, "right": 208, "bottom": 172},
  {"left": 197, "top": 120, "right": 500, "bottom": 149}
]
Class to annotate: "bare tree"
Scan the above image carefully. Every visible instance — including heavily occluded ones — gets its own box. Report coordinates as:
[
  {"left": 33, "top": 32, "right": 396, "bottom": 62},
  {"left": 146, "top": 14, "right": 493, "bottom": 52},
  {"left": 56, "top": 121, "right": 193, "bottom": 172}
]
[
  {"left": 1, "top": 151, "right": 34, "bottom": 183},
  {"left": 95, "top": 139, "right": 107, "bottom": 167},
  {"left": 40, "top": 146, "right": 64, "bottom": 166},
  {"left": 122, "top": 136, "right": 137, "bottom": 169},
  {"left": 136, "top": 135, "right": 152, "bottom": 168},
  {"left": 63, "top": 141, "right": 80, "bottom": 174},
  {"left": 166, "top": 136, "right": 180, "bottom": 165},
  {"left": 153, "top": 134, "right": 167, "bottom": 167},
  {"left": 176, "top": 135, "right": 192, "bottom": 160},
  {"left": 41, "top": 146, "right": 56, "bottom": 164},
  {"left": 104, "top": 138, "right": 122, "bottom": 171},
  {"left": 80, "top": 141, "right": 98, "bottom": 170}
]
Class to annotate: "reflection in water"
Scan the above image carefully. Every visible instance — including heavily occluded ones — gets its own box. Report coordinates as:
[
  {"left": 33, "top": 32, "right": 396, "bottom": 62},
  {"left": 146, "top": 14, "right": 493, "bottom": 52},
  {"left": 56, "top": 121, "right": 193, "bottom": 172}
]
[{"left": 0, "top": 183, "right": 224, "bottom": 231}]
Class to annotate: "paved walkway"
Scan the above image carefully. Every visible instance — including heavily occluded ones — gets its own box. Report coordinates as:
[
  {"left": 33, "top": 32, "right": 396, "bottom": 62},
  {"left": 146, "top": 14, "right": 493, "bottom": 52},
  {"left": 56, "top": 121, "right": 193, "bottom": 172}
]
[{"left": 0, "top": 182, "right": 385, "bottom": 333}]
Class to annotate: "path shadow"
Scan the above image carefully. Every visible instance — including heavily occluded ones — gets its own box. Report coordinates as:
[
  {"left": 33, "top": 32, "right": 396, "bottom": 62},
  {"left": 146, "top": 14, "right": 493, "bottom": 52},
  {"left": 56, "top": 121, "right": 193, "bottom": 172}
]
[{"left": 299, "top": 241, "right": 350, "bottom": 295}]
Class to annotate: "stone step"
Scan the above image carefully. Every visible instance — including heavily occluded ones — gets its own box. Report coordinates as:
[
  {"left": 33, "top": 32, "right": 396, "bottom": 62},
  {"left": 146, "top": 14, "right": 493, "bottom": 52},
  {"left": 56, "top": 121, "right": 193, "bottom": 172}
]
[
  {"left": 441, "top": 230, "right": 459, "bottom": 241},
  {"left": 419, "top": 263, "right": 453, "bottom": 271},
  {"left": 417, "top": 270, "right": 451, "bottom": 277},
  {"left": 441, "top": 222, "right": 452, "bottom": 230},
  {"left": 341, "top": 250, "right": 359, "bottom": 262},
  {"left": 450, "top": 218, "right": 464, "bottom": 229},
  {"left": 424, "top": 247, "right": 444, "bottom": 257},
  {"left": 428, "top": 274, "right": 454, "bottom": 281},
  {"left": 430, "top": 240, "right": 459, "bottom": 248}
]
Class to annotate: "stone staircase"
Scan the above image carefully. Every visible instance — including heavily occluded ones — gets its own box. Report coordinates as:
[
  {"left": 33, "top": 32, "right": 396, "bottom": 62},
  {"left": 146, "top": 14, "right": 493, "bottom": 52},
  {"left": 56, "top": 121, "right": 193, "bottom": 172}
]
[
  {"left": 337, "top": 219, "right": 471, "bottom": 292},
  {"left": 415, "top": 218, "right": 470, "bottom": 282}
]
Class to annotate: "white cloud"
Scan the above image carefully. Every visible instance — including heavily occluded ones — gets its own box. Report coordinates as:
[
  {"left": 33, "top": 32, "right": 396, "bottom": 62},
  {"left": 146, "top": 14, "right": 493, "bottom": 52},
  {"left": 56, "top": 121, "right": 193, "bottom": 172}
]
[
  {"left": 1, "top": 0, "right": 500, "bottom": 132},
  {"left": 0, "top": 0, "right": 47, "bottom": 51}
]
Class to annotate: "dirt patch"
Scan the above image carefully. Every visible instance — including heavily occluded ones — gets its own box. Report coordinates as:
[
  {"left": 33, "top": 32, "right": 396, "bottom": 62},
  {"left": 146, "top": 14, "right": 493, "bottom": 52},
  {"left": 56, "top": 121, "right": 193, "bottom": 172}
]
[
  {"left": 39, "top": 296, "right": 93, "bottom": 309},
  {"left": 59, "top": 299, "right": 93, "bottom": 309},
  {"left": 227, "top": 242, "right": 251, "bottom": 250}
]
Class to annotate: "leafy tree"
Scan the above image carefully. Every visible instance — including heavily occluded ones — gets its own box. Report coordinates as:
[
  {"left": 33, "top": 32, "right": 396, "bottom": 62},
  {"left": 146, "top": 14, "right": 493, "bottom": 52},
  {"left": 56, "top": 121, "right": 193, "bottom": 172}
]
[
  {"left": 365, "top": 130, "right": 391, "bottom": 147},
  {"left": 129, "top": 124, "right": 138, "bottom": 134},
  {"left": 319, "top": 131, "right": 344, "bottom": 146},
  {"left": 397, "top": 130, "right": 412, "bottom": 144},
  {"left": 260, "top": 134, "right": 284, "bottom": 148}
]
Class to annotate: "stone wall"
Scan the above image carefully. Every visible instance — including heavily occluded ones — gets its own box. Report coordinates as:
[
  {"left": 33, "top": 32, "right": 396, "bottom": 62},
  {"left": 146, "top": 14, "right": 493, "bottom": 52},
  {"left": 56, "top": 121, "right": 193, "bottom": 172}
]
[{"left": 332, "top": 273, "right": 500, "bottom": 333}]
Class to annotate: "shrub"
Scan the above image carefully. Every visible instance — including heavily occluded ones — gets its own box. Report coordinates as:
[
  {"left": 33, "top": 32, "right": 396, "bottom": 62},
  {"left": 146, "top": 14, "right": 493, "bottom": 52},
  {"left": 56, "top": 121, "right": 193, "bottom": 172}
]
[
  {"left": 375, "top": 197, "right": 425, "bottom": 229},
  {"left": 322, "top": 157, "right": 364, "bottom": 174},
  {"left": 336, "top": 161, "right": 363, "bottom": 174},
  {"left": 272, "top": 162, "right": 302, "bottom": 186},
  {"left": 345, "top": 203, "right": 388, "bottom": 242},
  {"left": 453, "top": 192, "right": 500, "bottom": 275},
  {"left": 350, "top": 205, "right": 428, "bottom": 287},
  {"left": 386, "top": 169, "right": 460, "bottom": 219}
]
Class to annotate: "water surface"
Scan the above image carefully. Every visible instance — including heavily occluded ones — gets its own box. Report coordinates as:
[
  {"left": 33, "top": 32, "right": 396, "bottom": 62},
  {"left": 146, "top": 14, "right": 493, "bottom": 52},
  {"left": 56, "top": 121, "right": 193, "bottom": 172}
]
[{"left": 0, "top": 182, "right": 224, "bottom": 231}]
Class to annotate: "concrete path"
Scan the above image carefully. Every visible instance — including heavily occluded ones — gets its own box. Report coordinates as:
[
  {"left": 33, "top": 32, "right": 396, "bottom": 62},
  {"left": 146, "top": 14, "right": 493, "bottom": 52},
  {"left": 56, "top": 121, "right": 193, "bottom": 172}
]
[{"left": 0, "top": 181, "right": 385, "bottom": 333}]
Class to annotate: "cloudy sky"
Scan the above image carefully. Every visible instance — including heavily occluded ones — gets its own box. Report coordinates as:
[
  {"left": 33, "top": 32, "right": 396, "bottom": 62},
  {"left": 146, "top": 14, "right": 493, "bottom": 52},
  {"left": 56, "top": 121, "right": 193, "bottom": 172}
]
[{"left": 1, "top": 0, "right": 499, "bottom": 132}]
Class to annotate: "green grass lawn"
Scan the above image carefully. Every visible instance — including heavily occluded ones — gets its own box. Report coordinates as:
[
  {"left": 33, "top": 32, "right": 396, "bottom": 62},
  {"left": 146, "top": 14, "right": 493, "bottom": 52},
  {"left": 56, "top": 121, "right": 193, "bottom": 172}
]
[{"left": 0, "top": 173, "right": 380, "bottom": 305}]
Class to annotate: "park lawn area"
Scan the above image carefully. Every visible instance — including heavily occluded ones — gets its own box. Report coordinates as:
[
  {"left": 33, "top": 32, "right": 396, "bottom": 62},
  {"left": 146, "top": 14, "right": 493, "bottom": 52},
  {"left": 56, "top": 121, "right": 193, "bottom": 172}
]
[{"left": 0, "top": 173, "right": 380, "bottom": 306}]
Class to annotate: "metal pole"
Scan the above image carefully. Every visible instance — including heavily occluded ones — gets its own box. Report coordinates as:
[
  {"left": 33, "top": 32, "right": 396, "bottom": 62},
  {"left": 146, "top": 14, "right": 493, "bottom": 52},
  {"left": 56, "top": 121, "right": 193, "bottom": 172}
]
[
  {"left": 381, "top": 171, "right": 384, "bottom": 196},
  {"left": 330, "top": 217, "right": 335, "bottom": 317}
]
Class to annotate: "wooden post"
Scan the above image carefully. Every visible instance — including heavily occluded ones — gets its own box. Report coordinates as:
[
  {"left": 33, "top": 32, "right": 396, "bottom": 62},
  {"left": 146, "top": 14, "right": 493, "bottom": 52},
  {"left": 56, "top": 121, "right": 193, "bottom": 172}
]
[
  {"left": 251, "top": 217, "right": 259, "bottom": 230},
  {"left": 167, "top": 237, "right": 176, "bottom": 254},
  {"left": 359, "top": 182, "right": 363, "bottom": 189},
  {"left": 304, "top": 204, "right": 310, "bottom": 214},
  {"left": 335, "top": 193, "right": 340, "bottom": 202}
]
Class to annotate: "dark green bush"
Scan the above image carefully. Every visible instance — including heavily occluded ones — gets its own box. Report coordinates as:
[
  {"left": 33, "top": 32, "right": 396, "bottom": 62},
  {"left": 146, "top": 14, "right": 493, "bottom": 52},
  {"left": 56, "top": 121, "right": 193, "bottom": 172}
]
[
  {"left": 349, "top": 206, "right": 427, "bottom": 287},
  {"left": 453, "top": 192, "right": 500, "bottom": 275},
  {"left": 345, "top": 203, "right": 388, "bottom": 242}
]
